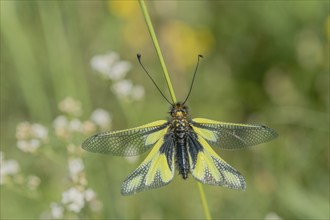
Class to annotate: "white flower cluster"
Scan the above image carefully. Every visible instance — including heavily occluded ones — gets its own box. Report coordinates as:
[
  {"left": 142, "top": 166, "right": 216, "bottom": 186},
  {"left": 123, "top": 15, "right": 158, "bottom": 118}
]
[
  {"left": 44, "top": 97, "right": 106, "bottom": 218},
  {"left": 0, "top": 151, "right": 19, "bottom": 185},
  {"left": 0, "top": 151, "right": 40, "bottom": 190},
  {"left": 26, "top": 175, "right": 41, "bottom": 190},
  {"left": 53, "top": 97, "right": 112, "bottom": 140},
  {"left": 10, "top": 97, "right": 109, "bottom": 219},
  {"left": 58, "top": 97, "right": 82, "bottom": 117},
  {"left": 47, "top": 155, "right": 102, "bottom": 218},
  {"left": 49, "top": 187, "right": 100, "bottom": 218},
  {"left": 61, "top": 187, "right": 99, "bottom": 213},
  {"left": 66, "top": 156, "right": 87, "bottom": 186},
  {"left": 16, "top": 122, "right": 48, "bottom": 153},
  {"left": 112, "top": 79, "right": 145, "bottom": 101},
  {"left": 91, "top": 51, "right": 131, "bottom": 81},
  {"left": 91, "top": 51, "right": 145, "bottom": 101},
  {"left": 68, "top": 158, "right": 84, "bottom": 182},
  {"left": 47, "top": 155, "right": 101, "bottom": 219}
]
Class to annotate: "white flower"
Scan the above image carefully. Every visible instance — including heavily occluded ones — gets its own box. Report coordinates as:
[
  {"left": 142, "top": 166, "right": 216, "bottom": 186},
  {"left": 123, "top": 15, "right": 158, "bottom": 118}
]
[
  {"left": 17, "top": 140, "right": 28, "bottom": 152},
  {"left": 110, "top": 61, "right": 132, "bottom": 80},
  {"left": 53, "top": 115, "right": 69, "bottom": 129},
  {"left": 112, "top": 79, "right": 133, "bottom": 99},
  {"left": 31, "top": 123, "right": 48, "bottom": 140},
  {"left": 84, "top": 188, "right": 96, "bottom": 202},
  {"left": 1, "top": 159, "right": 19, "bottom": 175},
  {"left": 62, "top": 187, "right": 85, "bottom": 213},
  {"left": 17, "top": 139, "right": 41, "bottom": 153},
  {"left": 50, "top": 203, "right": 64, "bottom": 219},
  {"left": 90, "top": 51, "right": 144, "bottom": 102},
  {"left": 27, "top": 175, "right": 41, "bottom": 190},
  {"left": 16, "top": 122, "right": 48, "bottom": 141},
  {"left": 90, "top": 51, "right": 131, "bottom": 81},
  {"left": 58, "top": 97, "right": 82, "bottom": 116},
  {"left": 16, "top": 122, "right": 47, "bottom": 153},
  {"left": 91, "top": 109, "right": 112, "bottom": 129},
  {"left": 0, "top": 155, "right": 20, "bottom": 185},
  {"left": 53, "top": 115, "right": 70, "bottom": 139},
  {"left": 16, "top": 122, "right": 32, "bottom": 140},
  {"left": 68, "top": 158, "right": 84, "bottom": 179},
  {"left": 53, "top": 115, "right": 86, "bottom": 138},
  {"left": 69, "top": 119, "right": 83, "bottom": 132},
  {"left": 111, "top": 80, "right": 145, "bottom": 101},
  {"left": 91, "top": 52, "right": 119, "bottom": 76},
  {"left": 131, "top": 85, "right": 145, "bottom": 101}
]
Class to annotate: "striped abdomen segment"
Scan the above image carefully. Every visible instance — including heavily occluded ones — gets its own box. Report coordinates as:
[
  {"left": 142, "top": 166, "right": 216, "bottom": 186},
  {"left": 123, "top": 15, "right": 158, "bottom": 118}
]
[{"left": 174, "top": 124, "right": 190, "bottom": 179}]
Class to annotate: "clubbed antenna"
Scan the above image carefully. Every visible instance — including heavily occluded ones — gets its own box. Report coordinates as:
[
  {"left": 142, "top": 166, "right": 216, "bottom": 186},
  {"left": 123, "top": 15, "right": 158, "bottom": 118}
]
[
  {"left": 182, "top": 54, "right": 203, "bottom": 105},
  {"left": 137, "top": 53, "right": 172, "bottom": 105}
]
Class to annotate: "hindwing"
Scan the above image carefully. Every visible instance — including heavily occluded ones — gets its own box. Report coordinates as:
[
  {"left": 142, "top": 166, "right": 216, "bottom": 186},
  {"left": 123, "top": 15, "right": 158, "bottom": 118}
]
[
  {"left": 187, "top": 131, "right": 246, "bottom": 190},
  {"left": 121, "top": 133, "right": 175, "bottom": 195}
]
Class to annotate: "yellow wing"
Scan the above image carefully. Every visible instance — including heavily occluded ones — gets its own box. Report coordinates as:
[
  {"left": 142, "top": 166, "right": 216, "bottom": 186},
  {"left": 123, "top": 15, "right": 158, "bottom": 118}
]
[
  {"left": 191, "top": 118, "right": 278, "bottom": 150},
  {"left": 121, "top": 133, "right": 175, "bottom": 195},
  {"left": 82, "top": 120, "right": 169, "bottom": 156},
  {"left": 187, "top": 132, "right": 246, "bottom": 190}
]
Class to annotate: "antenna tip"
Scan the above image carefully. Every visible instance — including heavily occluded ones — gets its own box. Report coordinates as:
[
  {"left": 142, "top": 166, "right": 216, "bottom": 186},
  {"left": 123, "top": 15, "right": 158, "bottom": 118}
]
[
  {"left": 198, "top": 54, "right": 204, "bottom": 58},
  {"left": 137, "top": 53, "right": 142, "bottom": 60}
]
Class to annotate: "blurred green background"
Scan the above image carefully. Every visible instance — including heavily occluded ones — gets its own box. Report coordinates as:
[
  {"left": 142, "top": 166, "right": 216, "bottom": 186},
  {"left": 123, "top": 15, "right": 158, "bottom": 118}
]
[{"left": 1, "top": 1, "right": 329, "bottom": 219}]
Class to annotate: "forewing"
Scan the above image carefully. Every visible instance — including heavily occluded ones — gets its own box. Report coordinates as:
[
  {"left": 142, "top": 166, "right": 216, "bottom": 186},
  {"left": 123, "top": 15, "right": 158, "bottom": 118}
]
[
  {"left": 121, "top": 134, "right": 175, "bottom": 195},
  {"left": 82, "top": 120, "right": 169, "bottom": 156},
  {"left": 191, "top": 118, "right": 278, "bottom": 150},
  {"left": 187, "top": 132, "right": 246, "bottom": 190}
]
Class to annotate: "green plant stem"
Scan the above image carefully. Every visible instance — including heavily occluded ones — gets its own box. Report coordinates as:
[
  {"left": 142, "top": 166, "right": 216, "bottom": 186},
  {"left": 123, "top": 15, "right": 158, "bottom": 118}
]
[
  {"left": 197, "top": 182, "right": 212, "bottom": 220},
  {"left": 138, "top": 1, "right": 212, "bottom": 219},
  {"left": 138, "top": 0, "right": 177, "bottom": 103}
]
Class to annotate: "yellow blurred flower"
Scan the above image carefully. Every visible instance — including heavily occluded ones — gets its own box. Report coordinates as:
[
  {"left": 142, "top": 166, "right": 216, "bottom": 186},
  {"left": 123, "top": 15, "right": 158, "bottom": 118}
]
[
  {"left": 108, "top": 1, "right": 139, "bottom": 20},
  {"left": 108, "top": 2, "right": 214, "bottom": 69},
  {"left": 108, "top": 1, "right": 148, "bottom": 52},
  {"left": 121, "top": 19, "right": 149, "bottom": 51},
  {"left": 160, "top": 21, "right": 214, "bottom": 70}
]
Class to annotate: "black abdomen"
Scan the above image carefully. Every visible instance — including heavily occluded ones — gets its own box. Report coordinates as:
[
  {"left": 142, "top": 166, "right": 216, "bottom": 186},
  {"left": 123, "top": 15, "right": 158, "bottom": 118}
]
[{"left": 175, "top": 130, "right": 189, "bottom": 179}]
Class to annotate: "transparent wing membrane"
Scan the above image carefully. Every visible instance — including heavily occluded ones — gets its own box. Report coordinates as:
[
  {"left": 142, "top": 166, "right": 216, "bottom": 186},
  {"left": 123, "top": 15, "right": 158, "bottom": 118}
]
[
  {"left": 82, "top": 120, "right": 169, "bottom": 156},
  {"left": 191, "top": 118, "right": 278, "bottom": 150}
]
